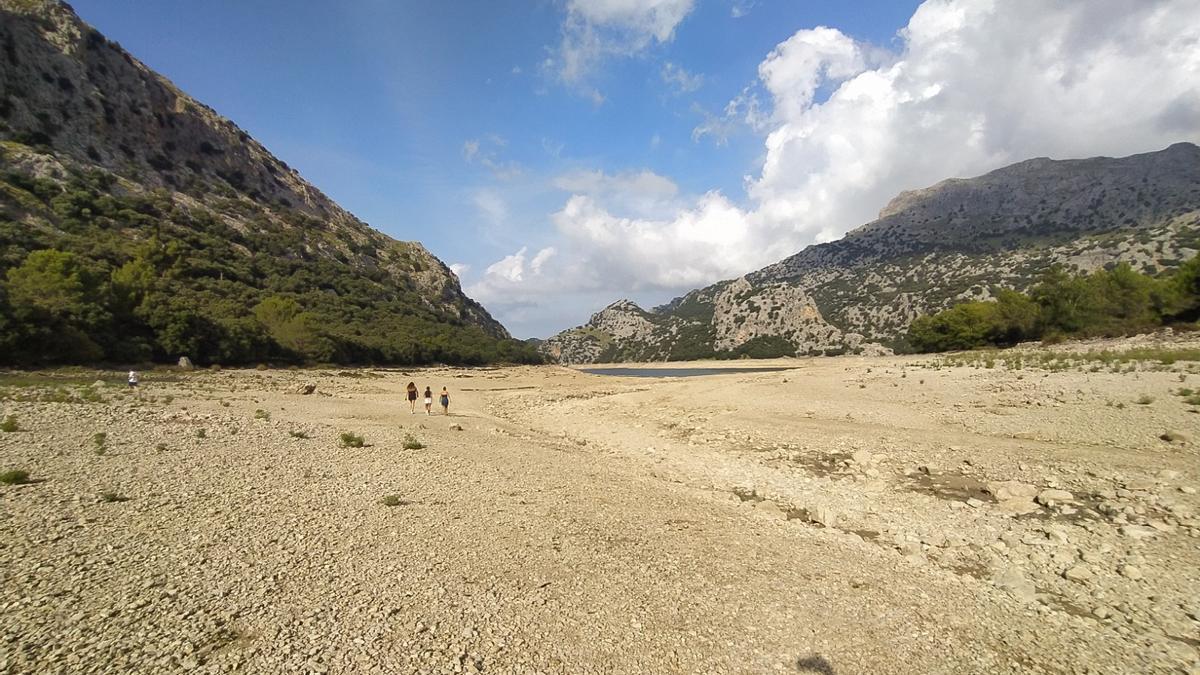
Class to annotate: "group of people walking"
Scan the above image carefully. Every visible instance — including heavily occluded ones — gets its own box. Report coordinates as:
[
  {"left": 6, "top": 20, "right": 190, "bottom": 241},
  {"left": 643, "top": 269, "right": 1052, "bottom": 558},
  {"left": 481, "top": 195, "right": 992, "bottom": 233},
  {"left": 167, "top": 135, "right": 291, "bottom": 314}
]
[{"left": 406, "top": 382, "right": 450, "bottom": 415}]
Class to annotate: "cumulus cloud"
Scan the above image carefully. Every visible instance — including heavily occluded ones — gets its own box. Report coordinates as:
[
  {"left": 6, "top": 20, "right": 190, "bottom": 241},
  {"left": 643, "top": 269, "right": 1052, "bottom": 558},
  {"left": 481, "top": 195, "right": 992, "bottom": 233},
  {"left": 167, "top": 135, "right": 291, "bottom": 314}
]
[
  {"left": 546, "top": 0, "right": 696, "bottom": 97},
  {"left": 478, "top": 0, "right": 1200, "bottom": 336}
]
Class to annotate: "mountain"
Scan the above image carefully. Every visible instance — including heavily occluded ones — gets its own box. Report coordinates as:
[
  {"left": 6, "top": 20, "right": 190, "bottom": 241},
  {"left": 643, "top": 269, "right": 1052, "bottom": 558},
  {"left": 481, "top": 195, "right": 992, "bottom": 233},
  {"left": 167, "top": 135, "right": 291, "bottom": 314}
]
[
  {"left": 543, "top": 143, "right": 1200, "bottom": 364},
  {"left": 0, "top": 0, "right": 538, "bottom": 365}
]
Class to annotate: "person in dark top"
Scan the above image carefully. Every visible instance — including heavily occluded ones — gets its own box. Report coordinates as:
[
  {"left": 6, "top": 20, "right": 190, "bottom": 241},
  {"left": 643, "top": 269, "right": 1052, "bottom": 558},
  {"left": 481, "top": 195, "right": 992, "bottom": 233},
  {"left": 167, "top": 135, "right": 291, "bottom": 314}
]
[
  {"left": 423, "top": 386, "right": 433, "bottom": 415},
  {"left": 439, "top": 387, "right": 450, "bottom": 415},
  {"left": 406, "top": 382, "right": 418, "bottom": 414}
]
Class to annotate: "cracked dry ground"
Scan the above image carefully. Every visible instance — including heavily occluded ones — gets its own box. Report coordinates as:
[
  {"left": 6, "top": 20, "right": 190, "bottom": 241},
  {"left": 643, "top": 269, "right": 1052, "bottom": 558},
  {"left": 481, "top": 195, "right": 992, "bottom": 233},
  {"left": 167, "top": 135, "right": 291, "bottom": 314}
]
[{"left": 1, "top": 354, "right": 1199, "bottom": 674}]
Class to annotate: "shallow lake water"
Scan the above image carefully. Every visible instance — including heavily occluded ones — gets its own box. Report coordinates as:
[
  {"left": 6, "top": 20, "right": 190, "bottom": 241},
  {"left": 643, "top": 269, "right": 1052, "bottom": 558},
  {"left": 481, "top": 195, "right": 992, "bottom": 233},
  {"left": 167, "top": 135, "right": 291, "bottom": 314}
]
[{"left": 578, "top": 366, "right": 797, "bottom": 378}]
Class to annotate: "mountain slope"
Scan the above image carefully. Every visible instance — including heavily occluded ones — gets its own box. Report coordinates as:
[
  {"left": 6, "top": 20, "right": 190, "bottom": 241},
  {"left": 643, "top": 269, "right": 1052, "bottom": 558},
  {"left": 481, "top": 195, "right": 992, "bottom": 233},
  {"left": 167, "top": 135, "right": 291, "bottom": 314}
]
[
  {"left": 0, "top": 0, "right": 535, "bottom": 365},
  {"left": 544, "top": 143, "right": 1200, "bottom": 363}
]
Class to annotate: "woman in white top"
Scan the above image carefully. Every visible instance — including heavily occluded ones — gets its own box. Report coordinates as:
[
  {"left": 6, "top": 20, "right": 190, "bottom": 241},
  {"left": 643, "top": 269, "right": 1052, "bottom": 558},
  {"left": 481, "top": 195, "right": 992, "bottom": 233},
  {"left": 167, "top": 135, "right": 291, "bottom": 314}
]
[
  {"left": 127, "top": 370, "right": 139, "bottom": 388},
  {"left": 423, "top": 386, "right": 433, "bottom": 415}
]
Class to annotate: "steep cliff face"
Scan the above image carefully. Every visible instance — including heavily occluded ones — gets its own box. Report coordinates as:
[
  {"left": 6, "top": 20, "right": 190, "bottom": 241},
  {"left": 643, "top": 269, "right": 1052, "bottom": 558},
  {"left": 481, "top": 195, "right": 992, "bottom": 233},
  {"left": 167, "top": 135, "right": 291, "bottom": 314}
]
[
  {"left": 0, "top": 0, "right": 528, "bottom": 364},
  {"left": 543, "top": 143, "right": 1200, "bottom": 363}
]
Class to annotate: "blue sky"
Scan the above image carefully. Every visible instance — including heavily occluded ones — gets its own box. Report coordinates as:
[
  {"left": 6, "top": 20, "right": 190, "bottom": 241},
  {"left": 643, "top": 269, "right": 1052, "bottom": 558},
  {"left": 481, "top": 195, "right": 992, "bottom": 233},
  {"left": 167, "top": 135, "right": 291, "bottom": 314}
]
[{"left": 70, "top": 1, "right": 1200, "bottom": 338}]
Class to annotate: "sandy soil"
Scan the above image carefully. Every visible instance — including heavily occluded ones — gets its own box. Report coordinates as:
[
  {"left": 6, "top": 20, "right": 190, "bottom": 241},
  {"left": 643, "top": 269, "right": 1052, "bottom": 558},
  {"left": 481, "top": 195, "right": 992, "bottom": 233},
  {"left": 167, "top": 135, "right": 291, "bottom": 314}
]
[{"left": 1, "top": 341, "right": 1199, "bottom": 674}]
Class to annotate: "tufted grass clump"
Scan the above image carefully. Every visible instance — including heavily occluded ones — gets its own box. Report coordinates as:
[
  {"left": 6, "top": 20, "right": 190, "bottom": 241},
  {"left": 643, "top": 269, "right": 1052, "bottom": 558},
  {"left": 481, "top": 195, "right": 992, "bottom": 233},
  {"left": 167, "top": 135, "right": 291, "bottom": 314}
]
[
  {"left": 98, "top": 491, "right": 128, "bottom": 503},
  {"left": 254, "top": 409, "right": 270, "bottom": 420},
  {"left": 196, "top": 428, "right": 206, "bottom": 439},
  {"left": 0, "top": 469, "right": 30, "bottom": 485},
  {"left": 380, "top": 494, "right": 405, "bottom": 507},
  {"left": 288, "top": 430, "right": 311, "bottom": 439},
  {"left": 403, "top": 434, "right": 425, "bottom": 450},
  {"left": 340, "top": 432, "right": 365, "bottom": 448},
  {"left": 1134, "top": 394, "right": 1155, "bottom": 405},
  {"left": 0, "top": 415, "right": 18, "bottom": 433}
]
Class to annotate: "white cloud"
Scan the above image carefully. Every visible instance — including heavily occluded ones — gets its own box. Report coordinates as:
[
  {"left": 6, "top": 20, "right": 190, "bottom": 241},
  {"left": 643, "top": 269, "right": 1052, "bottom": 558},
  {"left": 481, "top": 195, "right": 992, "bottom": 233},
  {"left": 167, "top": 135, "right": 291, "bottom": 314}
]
[
  {"left": 731, "top": 1, "right": 756, "bottom": 19},
  {"left": 479, "top": 0, "right": 1200, "bottom": 336},
  {"left": 472, "top": 189, "right": 509, "bottom": 225},
  {"left": 462, "top": 135, "right": 523, "bottom": 180},
  {"left": 448, "top": 263, "right": 470, "bottom": 278},
  {"left": 547, "top": 0, "right": 696, "bottom": 97},
  {"left": 661, "top": 61, "right": 704, "bottom": 94}
]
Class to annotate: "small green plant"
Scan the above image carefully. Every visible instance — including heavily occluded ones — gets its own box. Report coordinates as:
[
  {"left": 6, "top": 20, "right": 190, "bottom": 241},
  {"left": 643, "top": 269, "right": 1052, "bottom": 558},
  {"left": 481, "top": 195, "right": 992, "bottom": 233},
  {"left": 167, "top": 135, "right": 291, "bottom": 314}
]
[
  {"left": 220, "top": 401, "right": 231, "bottom": 408},
  {"left": 93, "top": 432, "right": 107, "bottom": 448},
  {"left": 155, "top": 443, "right": 168, "bottom": 452},
  {"left": 0, "top": 469, "right": 30, "bottom": 485},
  {"left": 254, "top": 409, "right": 270, "bottom": 420},
  {"left": 196, "top": 428, "right": 207, "bottom": 439},
  {"left": 0, "top": 416, "right": 18, "bottom": 433},
  {"left": 380, "top": 494, "right": 404, "bottom": 507},
  {"left": 340, "top": 432, "right": 365, "bottom": 448},
  {"left": 1115, "top": 402, "right": 1126, "bottom": 409},
  {"left": 1135, "top": 395, "right": 1155, "bottom": 405},
  {"left": 403, "top": 434, "right": 425, "bottom": 450},
  {"left": 98, "top": 491, "right": 128, "bottom": 503},
  {"left": 288, "top": 430, "right": 311, "bottom": 439}
]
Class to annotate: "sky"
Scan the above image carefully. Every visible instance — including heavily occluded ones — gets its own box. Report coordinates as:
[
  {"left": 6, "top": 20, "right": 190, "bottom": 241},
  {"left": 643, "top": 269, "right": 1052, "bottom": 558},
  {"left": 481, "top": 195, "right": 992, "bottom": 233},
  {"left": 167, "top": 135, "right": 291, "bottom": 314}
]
[{"left": 70, "top": 0, "right": 1200, "bottom": 338}]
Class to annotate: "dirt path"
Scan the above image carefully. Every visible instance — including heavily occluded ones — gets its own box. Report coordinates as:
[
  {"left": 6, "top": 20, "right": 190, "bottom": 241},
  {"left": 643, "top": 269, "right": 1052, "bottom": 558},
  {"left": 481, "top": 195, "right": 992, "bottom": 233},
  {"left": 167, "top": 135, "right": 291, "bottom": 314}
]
[{"left": 1, "top": 352, "right": 1198, "bottom": 673}]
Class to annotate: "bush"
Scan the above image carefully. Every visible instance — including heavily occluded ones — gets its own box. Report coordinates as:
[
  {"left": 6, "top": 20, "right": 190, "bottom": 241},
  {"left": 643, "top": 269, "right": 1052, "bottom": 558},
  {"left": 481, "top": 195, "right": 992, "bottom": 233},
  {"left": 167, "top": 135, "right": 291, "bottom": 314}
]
[
  {"left": 380, "top": 494, "right": 404, "bottom": 507},
  {"left": 0, "top": 469, "right": 30, "bottom": 485},
  {"left": 288, "top": 430, "right": 311, "bottom": 439},
  {"left": 403, "top": 434, "right": 425, "bottom": 450},
  {"left": 339, "top": 432, "right": 365, "bottom": 448},
  {"left": 0, "top": 415, "right": 17, "bottom": 432},
  {"left": 98, "top": 491, "right": 128, "bottom": 503},
  {"left": 254, "top": 409, "right": 270, "bottom": 420}
]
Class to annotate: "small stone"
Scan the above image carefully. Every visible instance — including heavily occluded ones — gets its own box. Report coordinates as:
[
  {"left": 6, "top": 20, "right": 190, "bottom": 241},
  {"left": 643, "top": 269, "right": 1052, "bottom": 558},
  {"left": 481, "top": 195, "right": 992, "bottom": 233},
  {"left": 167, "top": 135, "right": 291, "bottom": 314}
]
[
  {"left": 449, "top": 424, "right": 464, "bottom": 431},
  {"left": 993, "top": 567, "right": 1037, "bottom": 602},
  {"left": 1181, "top": 486, "right": 1197, "bottom": 495},
  {"left": 948, "top": 501, "right": 968, "bottom": 510},
  {"left": 1092, "top": 606, "right": 1112, "bottom": 619},
  {"left": 995, "top": 498, "right": 1039, "bottom": 516},
  {"left": 851, "top": 450, "right": 873, "bottom": 465},
  {"left": 294, "top": 383, "right": 317, "bottom": 395},
  {"left": 1160, "top": 430, "right": 1193, "bottom": 444},
  {"left": 987, "top": 481, "right": 1039, "bottom": 501},
  {"left": 1063, "top": 565, "right": 1094, "bottom": 583},
  {"left": 1119, "top": 525, "right": 1159, "bottom": 540},
  {"left": 1147, "top": 520, "right": 1174, "bottom": 533},
  {"left": 1036, "top": 489, "right": 1073, "bottom": 506},
  {"left": 1118, "top": 565, "right": 1143, "bottom": 580},
  {"left": 807, "top": 506, "right": 838, "bottom": 528},
  {"left": 1159, "top": 469, "right": 1183, "bottom": 481},
  {"left": 753, "top": 501, "right": 786, "bottom": 519},
  {"left": 1124, "top": 478, "right": 1156, "bottom": 491},
  {"left": 966, "top": 498, "right": 984, "bottom": 508}
]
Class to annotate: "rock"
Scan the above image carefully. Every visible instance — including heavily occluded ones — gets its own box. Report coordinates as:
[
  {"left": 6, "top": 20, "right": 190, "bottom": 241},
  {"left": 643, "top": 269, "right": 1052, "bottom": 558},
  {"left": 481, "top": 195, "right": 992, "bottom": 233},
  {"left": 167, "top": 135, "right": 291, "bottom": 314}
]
[
  {"left": 1036, "top": 489, "right": 1074, "bottom": 506},
  {"left": 1181, "top": 486, "right": 1197, "bottom": 495},
  {"left": 294, "top": 383, "right": 317, "bottom": 395},
  {"left": 851, "top": 450, "right": 874, "bottom": 465},
  {"left": 948, "top": 501, "right": 968, "bottom": 510},
  {"left": 1124, "top": 478, "right": 1156, "bottom": 491},
  {"left": 1119, "top": 525, "right": 1159, "bottom": 540},
  {"left": 987, "top": 481, "right": 1039, "bottom": 501},
  {"left": 449, "top": 424, "right": 464, "bottom": 431},
  {"left": 1159, "top": 469, "right": 1184, "bottom": 480},
  {"left": 993, "top": 567, "right": 1037, "bottom": 602},
  {"left": 1148, "top": 520, "right": 1174, "bottom": 533},
  {"left": 178, "top": 356, "right": 195, "bottom": 370},
  {"left": 1063, "top": 565, "right": 1094, "bottom": 583},
  {"left": 1160, "top": 430, "right": 1193, "bottom": 444},
  {"left": 753, "top": 501, "right": 785, "bottom": 519},
  {"left": 807, "top": 506, "right": 838, "bottom": 528},
  {"left": 1118, "top": 565, "right": 1143, "bottom": 580},
  {"left": 1092, "top": 606, "right": 1112, "bottom": 619},
  {"left": 995, "top": 498, "right": 1040, "bottom": 516},
  {"left": 966, "top": 498, "right": 984, "bottom": 508}
]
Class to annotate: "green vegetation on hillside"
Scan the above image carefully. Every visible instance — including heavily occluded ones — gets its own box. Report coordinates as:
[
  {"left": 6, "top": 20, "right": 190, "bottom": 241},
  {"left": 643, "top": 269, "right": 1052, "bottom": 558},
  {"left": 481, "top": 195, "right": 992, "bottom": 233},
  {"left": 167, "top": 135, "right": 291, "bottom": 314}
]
[
  {"left": 905, "top": 258, "right": 1200, "bottom": 352},
  {"left": 0, "top": 156, "right": 541, "bottom": 366}
]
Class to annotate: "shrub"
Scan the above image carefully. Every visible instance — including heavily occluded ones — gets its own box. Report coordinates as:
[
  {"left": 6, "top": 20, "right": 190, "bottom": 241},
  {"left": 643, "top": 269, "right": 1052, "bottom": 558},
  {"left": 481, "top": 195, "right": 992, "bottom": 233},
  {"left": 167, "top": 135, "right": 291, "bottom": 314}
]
[
  {"left": 98, "top": 491, "right": 128, "bottom": 503},
  {"left": 0, "top": 416, "right": 17, "bottom": 432},
  {"left": 93, "top": 431, "right": 107, "bottom": 448},
  {"left": 1135, "top": 395, "right": 1155, "bottom": 405},
  {"left": 403, "top": 434, "right": 425, "bottom": 450},
  {"left": 380, "top": 494, "right": 404, "bottom": 507},
  {"left": 340, "top": 432, "right": 365, "bottom": 448},
  {"left": 254, "top": 409, "right": 270, "bottom": 420},
  {"left": 195, "top": 428, "right": 206, "bottom": 438},
  {"left": 288, "top": 430, "right": 311, "bottom": 439},
  {"left": 0, "top": 469, "right": 30, "bottom": 485}
]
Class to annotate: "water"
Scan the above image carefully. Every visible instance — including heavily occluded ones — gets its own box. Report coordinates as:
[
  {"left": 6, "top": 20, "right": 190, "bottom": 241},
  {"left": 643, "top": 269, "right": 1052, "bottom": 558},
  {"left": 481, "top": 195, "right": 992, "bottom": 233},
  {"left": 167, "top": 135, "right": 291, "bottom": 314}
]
[{"left": 578, "top": 366, "right": 797, "bottom": 378}]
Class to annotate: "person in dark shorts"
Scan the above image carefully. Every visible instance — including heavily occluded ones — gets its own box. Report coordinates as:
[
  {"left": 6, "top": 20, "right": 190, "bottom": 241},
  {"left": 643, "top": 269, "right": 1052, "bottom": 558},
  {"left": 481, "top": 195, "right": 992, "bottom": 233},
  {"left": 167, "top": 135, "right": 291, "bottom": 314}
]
[
  {"left": 128, "top": 370, "right": 139, "bottom": 388},
  {"left": 406, "top": 382, "right": 418, "bottom": 414},
  {"left": 439, "top": 387, "right": 450, "bottom": 415},
  {"left": 423, "top": 386, "right": 433, "bottom": 415}
]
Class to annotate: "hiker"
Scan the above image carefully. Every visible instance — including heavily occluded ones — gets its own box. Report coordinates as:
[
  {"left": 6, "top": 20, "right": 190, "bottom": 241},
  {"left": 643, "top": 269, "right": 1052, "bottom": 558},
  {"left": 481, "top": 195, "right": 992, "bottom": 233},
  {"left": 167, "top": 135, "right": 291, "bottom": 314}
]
[
  {"left": 423, "top": 386, "right": 433, "bottom": 415},
  {"left": 127, "top": 370, "right": 139, "bottom": 389},
  {"left": 439, "top": 387, "right": 450, "bottom": 415},
  {"left": 406, "top": 382, "right": 418, "bottom": 414}
]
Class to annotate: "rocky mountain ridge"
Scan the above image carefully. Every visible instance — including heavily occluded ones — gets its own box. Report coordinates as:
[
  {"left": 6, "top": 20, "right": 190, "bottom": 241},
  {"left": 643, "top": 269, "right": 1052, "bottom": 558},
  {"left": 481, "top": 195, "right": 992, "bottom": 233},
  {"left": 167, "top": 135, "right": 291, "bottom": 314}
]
[
  {"left": 0, "top": 0, "right": 526, "bottom": 364},
  {"left": 545, "top": 143, "right": 1200, "bottom": 364}
]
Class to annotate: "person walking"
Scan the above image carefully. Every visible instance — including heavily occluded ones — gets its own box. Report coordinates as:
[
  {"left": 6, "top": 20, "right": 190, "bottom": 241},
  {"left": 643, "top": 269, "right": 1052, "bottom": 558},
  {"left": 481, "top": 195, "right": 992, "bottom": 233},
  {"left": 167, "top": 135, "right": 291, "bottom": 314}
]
[
  {"left": 127, "top": 370, "right": 139, "bottom": 389},
  {"left": 439, "top": 387, "right": 450, "bottom": 415},
  {"left": 423, "top": 386, "right": 433, "bottom": 415},
  {"left": 406, "top": 382, "right": 418, "bottom": 414}
]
